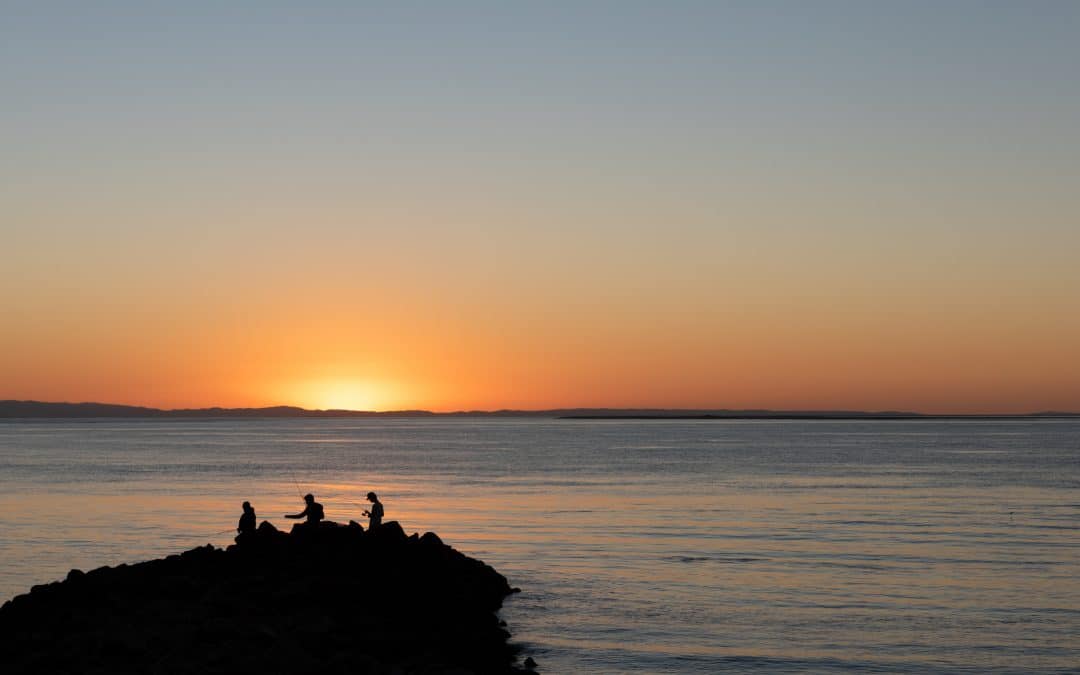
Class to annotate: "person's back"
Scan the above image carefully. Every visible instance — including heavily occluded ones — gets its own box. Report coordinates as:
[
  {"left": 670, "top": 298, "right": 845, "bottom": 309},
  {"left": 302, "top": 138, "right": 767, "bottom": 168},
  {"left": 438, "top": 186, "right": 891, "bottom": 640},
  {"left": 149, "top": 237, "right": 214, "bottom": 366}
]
[
  {"left": 238, "top": 501, "right": 256, "bottom": 534},
  {"left": 308, "top": 500, "right": 325, "bottom": 524}
]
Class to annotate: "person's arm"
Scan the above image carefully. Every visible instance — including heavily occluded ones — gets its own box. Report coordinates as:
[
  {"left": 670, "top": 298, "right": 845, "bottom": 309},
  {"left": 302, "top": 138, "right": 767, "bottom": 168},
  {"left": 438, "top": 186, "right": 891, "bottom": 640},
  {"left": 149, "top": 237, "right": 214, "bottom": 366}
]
[{"left": 285, "top": 506, "right": 309, "bottom": 519}]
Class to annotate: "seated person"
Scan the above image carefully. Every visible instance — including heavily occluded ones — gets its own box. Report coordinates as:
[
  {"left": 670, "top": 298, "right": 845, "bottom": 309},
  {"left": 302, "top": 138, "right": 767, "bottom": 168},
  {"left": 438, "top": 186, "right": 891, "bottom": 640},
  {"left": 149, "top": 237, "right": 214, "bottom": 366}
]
[
  {"left": 285, "top": 493, "right": 325, "bottom": 526},
  {"left": 237, "top": 501, "right": 257, "bottom": 534}
]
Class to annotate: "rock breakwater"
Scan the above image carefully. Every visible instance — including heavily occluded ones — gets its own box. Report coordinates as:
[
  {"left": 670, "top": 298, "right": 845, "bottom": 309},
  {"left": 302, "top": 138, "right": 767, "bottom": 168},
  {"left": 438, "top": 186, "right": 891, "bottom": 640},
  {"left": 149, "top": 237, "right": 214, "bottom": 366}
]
[{"left": 0, "top": 520, "right": 526, "bottom": 674}]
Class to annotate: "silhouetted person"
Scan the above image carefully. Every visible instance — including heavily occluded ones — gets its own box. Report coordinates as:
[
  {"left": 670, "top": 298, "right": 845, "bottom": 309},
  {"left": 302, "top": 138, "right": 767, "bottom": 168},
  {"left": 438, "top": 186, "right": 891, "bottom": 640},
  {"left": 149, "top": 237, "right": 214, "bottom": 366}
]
[
  {"left": 285, "top": 493, "right": 324, "bottom": 526},
  {"left": 362, "top": 491, "right": 383, "bottom": 529},
  {"left": 238, "top": 501, "right": 256, "bottom": 534}
]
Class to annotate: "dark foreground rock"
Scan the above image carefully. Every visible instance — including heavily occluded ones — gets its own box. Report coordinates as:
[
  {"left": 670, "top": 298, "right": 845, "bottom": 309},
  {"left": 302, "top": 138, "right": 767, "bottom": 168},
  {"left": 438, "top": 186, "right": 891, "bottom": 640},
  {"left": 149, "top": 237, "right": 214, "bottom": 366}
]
[{"left": 0, "top": 521, "right": 527, "bottom": 674}]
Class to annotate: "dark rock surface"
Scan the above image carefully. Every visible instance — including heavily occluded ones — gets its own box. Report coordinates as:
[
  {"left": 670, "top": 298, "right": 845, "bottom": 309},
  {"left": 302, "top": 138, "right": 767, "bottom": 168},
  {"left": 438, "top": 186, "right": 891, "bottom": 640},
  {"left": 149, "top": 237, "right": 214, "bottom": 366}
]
[{"left": 0, "top": 521, "right": 525, "bottom": 674}]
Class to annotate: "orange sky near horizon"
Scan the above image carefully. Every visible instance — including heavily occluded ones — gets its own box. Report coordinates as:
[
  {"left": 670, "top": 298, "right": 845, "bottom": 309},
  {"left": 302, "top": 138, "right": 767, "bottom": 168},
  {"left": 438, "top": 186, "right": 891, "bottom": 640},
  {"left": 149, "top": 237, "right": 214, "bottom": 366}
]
[
  {"left": 3, "top": 229, "right": 1078, "bottom": 414},
  {"left": 3, "top": 152, "right": 1079, "bottom": 414},
  {"left": 2, "top": 5, "right": 1079, "bottom": 414}
]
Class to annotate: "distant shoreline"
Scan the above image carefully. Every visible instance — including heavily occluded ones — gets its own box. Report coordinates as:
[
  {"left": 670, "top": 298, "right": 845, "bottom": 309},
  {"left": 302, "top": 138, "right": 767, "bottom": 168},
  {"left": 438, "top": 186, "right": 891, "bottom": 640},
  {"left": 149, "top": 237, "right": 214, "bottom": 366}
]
[
  {"left": 1, "top": 400, "right": 1077, "bottom": 420},
  {"left": 559, "top": 414, "right": 1080, "bottom": 420}
]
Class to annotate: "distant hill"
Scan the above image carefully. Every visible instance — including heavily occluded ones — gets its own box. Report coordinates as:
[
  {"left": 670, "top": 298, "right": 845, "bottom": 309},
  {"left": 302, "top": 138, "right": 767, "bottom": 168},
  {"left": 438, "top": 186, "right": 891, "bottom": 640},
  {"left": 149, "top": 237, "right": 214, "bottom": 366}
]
[
  {"left": 0, "top": 401, "right": 422, "bottom": 418},
  {"left": 1, "top": 400, "right": 1076, "bottom": 419}
]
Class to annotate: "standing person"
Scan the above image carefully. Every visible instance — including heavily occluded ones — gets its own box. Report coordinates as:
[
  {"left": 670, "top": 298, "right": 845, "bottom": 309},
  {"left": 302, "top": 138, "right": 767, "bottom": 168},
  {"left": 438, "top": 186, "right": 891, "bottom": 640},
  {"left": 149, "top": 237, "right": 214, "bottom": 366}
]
[
  {"left": 363, "top": 491, "right": 384, "bottom": 529},
  {"left": 237, "top": 501, "right": 257, "bottom": 534},
  {"left": 285, "top": 493, "right": 325, "bottom": 526}
]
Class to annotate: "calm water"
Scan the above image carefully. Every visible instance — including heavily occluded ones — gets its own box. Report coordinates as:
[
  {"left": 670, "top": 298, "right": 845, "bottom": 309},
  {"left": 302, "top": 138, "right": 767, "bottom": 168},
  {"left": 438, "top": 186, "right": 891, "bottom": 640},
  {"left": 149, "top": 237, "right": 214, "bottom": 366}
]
[{"left": 0, "top": 418, "right": 1078, "bottom": 673}]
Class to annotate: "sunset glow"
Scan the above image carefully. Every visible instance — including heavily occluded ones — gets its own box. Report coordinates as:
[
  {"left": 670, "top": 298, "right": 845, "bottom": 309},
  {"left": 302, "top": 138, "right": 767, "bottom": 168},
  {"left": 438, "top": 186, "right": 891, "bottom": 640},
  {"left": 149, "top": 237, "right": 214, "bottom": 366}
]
[{"left": 285, "top": 377, "right": 398, "bottom": 413}]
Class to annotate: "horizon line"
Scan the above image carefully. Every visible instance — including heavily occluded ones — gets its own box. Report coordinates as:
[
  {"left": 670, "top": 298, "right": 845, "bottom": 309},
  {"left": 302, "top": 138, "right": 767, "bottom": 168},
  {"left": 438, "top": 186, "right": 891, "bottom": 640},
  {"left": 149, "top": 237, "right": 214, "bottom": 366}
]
[{"left": 2, "top": 399, "right": 1078, "bottom": 419}]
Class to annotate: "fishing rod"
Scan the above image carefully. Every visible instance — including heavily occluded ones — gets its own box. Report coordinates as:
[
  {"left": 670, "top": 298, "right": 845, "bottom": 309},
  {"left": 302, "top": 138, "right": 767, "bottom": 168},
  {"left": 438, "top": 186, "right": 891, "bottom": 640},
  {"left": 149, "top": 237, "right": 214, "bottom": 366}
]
[
  {"left": 290, "top": 470, "right": 305, "bottom": 501},
  {"left": 165, "top": 527, "right": 237, "bottom": 543},
  {"left": 287, "top": 477, "right": 349, "bottom": 504},
  {"left": 282, "top": 473, "right": 370, "bottom": 519}
]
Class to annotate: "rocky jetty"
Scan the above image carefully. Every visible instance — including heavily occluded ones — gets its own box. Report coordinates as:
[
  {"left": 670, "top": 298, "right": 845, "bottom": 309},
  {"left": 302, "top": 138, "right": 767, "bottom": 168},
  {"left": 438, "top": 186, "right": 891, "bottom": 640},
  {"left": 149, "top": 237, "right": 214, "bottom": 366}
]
[{"left": 0, "top": 521, "right": 527, "bottom": 674}]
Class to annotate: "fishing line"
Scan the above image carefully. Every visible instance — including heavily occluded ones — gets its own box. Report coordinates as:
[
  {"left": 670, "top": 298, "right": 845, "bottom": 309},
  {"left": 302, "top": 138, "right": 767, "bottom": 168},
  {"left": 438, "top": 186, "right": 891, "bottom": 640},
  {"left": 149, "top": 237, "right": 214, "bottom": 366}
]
[{"left": 290, "top": 470, "right": 305, "bottom": 501}]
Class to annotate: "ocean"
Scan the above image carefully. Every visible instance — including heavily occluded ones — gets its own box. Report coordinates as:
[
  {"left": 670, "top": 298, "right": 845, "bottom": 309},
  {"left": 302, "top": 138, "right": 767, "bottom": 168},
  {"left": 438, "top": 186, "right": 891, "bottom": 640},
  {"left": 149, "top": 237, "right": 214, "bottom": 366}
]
[{"left": 0, "top": 418, "right": 1077, "bottom": 673}]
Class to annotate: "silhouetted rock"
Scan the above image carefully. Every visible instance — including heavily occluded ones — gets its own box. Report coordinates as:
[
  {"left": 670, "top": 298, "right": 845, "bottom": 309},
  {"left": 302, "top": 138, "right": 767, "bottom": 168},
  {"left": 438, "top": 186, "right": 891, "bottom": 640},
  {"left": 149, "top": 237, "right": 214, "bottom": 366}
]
[
  {"left": 370, "top": 519, "right": 407, "bottom": 542},
  {"left": 421, "top": 531, "right": 444, "bottom": 547},
  {"left": 0, "top": 524, "right": 528, "bottom": 673}
]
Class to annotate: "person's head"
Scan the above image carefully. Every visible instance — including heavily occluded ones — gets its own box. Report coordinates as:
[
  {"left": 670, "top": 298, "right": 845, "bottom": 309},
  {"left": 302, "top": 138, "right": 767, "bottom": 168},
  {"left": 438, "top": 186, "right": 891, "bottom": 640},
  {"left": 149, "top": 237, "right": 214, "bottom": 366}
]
[
  {"left": 242, "top": 501, "right": 252, "bottom": 512},
  {"left": 366, "top": 491, "right": 378, "bottom": 503},
  {"left": 304, "top": 493, "right": 314, "bottom": 503}
]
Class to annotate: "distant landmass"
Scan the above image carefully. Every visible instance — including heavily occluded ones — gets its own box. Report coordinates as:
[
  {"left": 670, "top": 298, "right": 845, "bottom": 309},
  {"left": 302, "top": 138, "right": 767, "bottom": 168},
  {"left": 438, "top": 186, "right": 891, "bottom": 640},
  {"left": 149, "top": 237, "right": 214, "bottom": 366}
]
[{"left": 1, "top": 400, "right": 1077, "bottom": 419}]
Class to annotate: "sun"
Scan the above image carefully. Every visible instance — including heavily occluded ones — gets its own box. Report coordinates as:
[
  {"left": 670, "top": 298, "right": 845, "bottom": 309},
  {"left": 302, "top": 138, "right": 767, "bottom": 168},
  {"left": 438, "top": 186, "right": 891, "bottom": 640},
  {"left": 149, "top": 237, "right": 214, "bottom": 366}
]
[{"left": 293, "top": 378, "right": 386, "bottom": 412}]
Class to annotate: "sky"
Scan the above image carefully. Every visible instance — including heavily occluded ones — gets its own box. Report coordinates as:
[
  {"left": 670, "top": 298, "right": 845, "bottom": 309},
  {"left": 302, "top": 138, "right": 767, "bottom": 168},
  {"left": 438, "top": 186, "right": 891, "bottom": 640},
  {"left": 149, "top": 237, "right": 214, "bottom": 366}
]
[{"left": 2, "top": 1, "right": 1078, "bottom": 413}]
